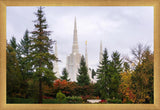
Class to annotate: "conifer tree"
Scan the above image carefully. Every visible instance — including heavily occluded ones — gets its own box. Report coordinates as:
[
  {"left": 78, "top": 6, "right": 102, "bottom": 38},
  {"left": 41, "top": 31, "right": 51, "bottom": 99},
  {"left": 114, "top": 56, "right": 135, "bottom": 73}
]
[
  {"left": 77, "top": 55, "right": 90, "bottom": 86},
  {"left": 97, "top": 48, "right": 111, "bottom": 99},
  {"left": 17, "top": 29, "right": 32, "bottom": 80},
  {"left": 110, "top": 51, "right": 122, "bottom": 99},
  {"left": 29, "top": 7, "right": 56, "bottom": 103},
  {"left": 61, "top": 68, "right": 70, "bottom": 81}
]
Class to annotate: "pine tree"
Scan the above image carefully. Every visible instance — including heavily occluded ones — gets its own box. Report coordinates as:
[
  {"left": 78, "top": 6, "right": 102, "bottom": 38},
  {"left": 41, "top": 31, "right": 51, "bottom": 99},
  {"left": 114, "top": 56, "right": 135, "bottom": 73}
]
[
  {"left": 29, "top": 7, "right": 56, "bottom": 103},
  {"left": 110, "top": 51, "right": 122, "bottom": 99},
  {"left": 61, "top": 68, "right": 70, "bottom": 81},
  {"left": 77, "top": 55, "right": 90, "bottom": 86},
  {"left": 97, "top": 48, "right": 111, "bottom": 99}
]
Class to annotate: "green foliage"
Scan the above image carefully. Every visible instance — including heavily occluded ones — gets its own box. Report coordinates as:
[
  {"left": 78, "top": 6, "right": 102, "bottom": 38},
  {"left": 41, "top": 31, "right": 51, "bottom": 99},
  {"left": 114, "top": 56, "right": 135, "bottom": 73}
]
[
  {"left": 109, "top": 51, "right": 122, "bottom": 99},
  {"left": 66, "top": 96, "right": 83, "bottom": 103},
  {"left": 131, "top": 49, "right": 153, "bottom": 103},
  {"left": 56, "top": 91, "right": 66, "bottom": 102},
  {"left": 107, "top": 99, "right": 122, "bottom": 104},
  {"left": 61, "top": 68, "right": 70, "bottom": 81},
  {"left": 77, "top": 55, "right": 90, "bottom": 86},
  {"left": 10, "top": 36, "right": 17, "bottom": 51},
  {"left": 7, "top": 43, "right": 22, "bottom": 97},
  {"left": 97, "top": 48, "right": 111, "bottom": 99}
]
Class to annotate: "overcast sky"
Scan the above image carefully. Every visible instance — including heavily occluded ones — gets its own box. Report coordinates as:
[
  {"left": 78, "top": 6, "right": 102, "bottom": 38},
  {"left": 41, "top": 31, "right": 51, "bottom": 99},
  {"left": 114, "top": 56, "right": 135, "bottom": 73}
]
[{"left": 7, "top": 6, "right": 154, "bottom": 74}]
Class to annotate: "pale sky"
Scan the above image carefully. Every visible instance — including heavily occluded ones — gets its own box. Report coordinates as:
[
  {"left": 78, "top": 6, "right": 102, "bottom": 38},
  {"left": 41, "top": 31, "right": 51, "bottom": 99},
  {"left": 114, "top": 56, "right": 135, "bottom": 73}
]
[{"left": 7, "top": 6, "right": 154, "bottom": 74}]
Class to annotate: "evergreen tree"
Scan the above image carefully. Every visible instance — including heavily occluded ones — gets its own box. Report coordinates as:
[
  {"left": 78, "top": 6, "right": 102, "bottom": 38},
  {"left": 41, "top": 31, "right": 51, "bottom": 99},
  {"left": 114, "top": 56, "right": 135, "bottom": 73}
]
[
  {"left": 97, "top": 48, "right": 111, "bottom": 99},
  {"left": 61, "top": 68, "right": 70, "bottom": 81},
  {"left": 91, "top": 69, "right": 96, "bottom": 79},
  {"left": 110, "top": 51, "right": 122, "bottom": 99},
  {"left": 10, "top": 36, "right": 17, "bottom": 51},
  {"left": 29, "top": 7, "right": 56, "bottom": 103},
  {"left": 16, "top": 30, "right": 32, "bottom": 98},
  {"left": 17, "top": 29, "right": 32, "bottom": 80},
  {"left": 7, "top": 43, "right": 22, "bottom": 97},
  {"left": 77, "top": 55, "right": 90, "bottom": 86}
]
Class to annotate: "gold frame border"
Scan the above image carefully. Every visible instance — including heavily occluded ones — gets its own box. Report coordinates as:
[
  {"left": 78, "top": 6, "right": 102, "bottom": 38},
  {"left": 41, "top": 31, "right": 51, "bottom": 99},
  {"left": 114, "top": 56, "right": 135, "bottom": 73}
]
[{"left": 0, "top": 0, "right": 160, "bottom": 110}]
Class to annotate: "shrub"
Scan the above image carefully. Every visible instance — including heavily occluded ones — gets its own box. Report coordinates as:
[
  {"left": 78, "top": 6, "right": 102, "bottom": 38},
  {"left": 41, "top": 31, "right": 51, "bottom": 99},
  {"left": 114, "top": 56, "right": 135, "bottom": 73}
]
[
  {"left": 56, "top": 91, "right": 66, "bottom": 102},
  {"left": 107, "top": 99, "right": 122, "bottom": 104},
  {"left": 66, "top": 96, "right": 83, "bottom": 103}
]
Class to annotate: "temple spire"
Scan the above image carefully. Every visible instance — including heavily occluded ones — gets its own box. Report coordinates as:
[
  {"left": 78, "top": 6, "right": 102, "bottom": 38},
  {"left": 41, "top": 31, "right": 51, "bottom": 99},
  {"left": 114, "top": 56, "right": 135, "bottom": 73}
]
[
  {"left": 85, "top": 40, "right": 88, "bottom": 68},
  {"left": 99, "top": 40, "right": 103, "bottom": 63},
  {"left": 72, "top": 17, "right": 79, "bottom": 53}
]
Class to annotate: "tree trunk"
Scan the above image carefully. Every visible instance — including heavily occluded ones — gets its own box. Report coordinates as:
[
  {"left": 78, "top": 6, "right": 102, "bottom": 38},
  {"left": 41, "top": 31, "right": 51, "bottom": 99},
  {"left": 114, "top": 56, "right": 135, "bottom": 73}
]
[{"left": 38, "top": 78, "right": 42, "bottom": 103}]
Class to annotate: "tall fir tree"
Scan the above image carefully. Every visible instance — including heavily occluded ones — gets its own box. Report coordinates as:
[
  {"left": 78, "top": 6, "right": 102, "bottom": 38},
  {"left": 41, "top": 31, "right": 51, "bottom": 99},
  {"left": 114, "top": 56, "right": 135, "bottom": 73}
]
[
  {"left": 77, "top": 55, "right": 90, "bottom": 86},
  {"left": 29, "top": 7, "right": 56, "bottom": 103},
  {"left": 110, "top": 51, "right": 122, "bottom": 99},
  {"left": 61, "top": 68, "right": 70, "bottom": 81},
  {"left": 97, "top": 48, "right": 111, "bottom": 99}
]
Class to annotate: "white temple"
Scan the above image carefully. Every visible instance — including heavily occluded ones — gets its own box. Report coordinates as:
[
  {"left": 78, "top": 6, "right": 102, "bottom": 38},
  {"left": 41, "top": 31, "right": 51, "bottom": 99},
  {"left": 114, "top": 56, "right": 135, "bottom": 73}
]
[
  {"left": 53, "top": 41, "right": 60, "bottom": 78},
  {"left": 54, "top": 17, "right": 103, "bottom": 83},
  {"left": 66, "top": 18, "right": 81, "bottom": 82}
]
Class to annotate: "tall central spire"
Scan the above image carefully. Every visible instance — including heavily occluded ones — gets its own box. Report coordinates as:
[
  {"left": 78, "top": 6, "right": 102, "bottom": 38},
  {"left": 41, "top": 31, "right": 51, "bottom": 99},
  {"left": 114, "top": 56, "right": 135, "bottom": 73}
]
[{"left": 72, "top": 17, "right": 79, "bottom": 53}]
